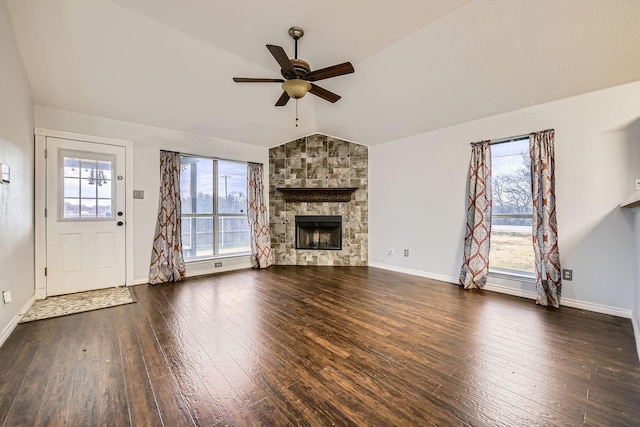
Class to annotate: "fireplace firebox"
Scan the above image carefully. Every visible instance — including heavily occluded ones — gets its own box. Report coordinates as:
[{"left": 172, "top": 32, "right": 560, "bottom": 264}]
[{"left": 295, "top": 215, "right": 342, "bottom": 250}]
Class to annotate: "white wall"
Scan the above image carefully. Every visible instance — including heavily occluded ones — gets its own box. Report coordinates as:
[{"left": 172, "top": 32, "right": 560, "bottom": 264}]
[
  {"left": 35, "top": 106, "right": 269, "bottom": 283},
  {"left": 0, "top": 1, "right": 35, "bottom": 344},
  {"left": 370, "top": 81, "right": 640, "bottom": 316}
]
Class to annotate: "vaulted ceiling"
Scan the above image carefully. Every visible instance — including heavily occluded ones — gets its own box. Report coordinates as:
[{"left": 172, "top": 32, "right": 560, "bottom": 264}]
[{"left": 7, "top": 0, "right": 640, "bottom": 147}]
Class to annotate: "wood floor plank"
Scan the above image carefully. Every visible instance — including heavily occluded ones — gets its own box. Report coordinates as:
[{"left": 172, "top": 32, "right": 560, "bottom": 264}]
[
  {"left": 155, "top": 329, "right": 225, "bottom": 426},
  {"left": 117, "top": 323, "right": 162, "bottom": 426},
  {"left": 1, "top": 266, "right": 639, "bottom": 425}
]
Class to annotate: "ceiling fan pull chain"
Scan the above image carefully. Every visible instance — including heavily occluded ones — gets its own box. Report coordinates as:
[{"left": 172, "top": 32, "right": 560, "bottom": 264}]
[{"left": 295, "top": 99, "right": 299, "bottom": 127}]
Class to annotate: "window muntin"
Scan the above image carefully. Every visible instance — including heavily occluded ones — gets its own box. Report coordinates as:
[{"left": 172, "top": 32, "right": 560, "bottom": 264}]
[
  {"left": 180, "top": 156, "right": 250, "bottom": 260},
  {"left": 489, "top": 138, "right": 535, "bottom": 275},
  {"left": 60, "top": 150, "right": 115, "bottom": 220}
]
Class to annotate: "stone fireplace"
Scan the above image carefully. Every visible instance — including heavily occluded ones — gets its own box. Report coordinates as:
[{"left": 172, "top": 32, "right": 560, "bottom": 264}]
[{"left": 269, "top": 134, "right": 368, "bottom": 266}]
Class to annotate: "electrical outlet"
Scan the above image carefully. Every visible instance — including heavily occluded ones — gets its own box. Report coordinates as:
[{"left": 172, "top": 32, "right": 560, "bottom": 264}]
[
  {"left": 215, "top": 262, "right": 223, "bottom": 267},
  {"left": 562, "top": 269, "right": 573, "bottom": 281},
  {"left": 404, "top": 249, "right": 409, "bottom": 257}
]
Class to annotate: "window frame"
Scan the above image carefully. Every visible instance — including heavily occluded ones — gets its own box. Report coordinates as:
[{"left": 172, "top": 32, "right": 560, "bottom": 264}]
[
  {"left": 488, "top": 136, "right": 535, "bottom": 279},
  {"left": 180, "top": 155, "right": 250, "bottom": 262}
]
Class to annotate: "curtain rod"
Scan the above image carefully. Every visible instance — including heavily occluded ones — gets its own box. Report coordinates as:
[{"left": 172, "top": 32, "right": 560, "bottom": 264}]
[
  {"left": 471, "top": 129, "right": 554, "bottom": 146},
  {"left": 489, "top": 133, "right": 531, "bottom": 146}
]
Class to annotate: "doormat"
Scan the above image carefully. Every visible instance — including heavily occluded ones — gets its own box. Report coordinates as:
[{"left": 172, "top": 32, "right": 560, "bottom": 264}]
[{"left": 19, "top": 286, "right": 135, "bottom": 323}]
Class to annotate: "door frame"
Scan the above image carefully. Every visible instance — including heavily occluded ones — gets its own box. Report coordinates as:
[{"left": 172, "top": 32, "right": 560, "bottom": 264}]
[{"left": 35, "top": 128, "right": 134, "bottom": 299}]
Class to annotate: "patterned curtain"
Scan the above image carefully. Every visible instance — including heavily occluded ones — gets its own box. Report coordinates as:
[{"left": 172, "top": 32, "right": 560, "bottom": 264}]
[
  {"left": 149, "top": 150, "right": 186, "bottom": 285},
  {"left": 530, "top": 130, "right": 562, "bottom": 307},
  {"left": 247, "top": 162, "right": 272, "bottom": 268},
  {"left": 459, "top": 141, "right": 492, "bottom": 289}
]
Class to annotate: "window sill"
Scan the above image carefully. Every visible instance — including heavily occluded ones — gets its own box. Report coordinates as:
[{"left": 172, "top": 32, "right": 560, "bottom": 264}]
[{"left": 489, "top": 269, "right": 536, "bottom": 283}]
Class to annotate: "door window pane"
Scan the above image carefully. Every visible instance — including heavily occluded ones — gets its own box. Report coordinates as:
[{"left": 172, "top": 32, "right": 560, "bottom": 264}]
[
  {"left": 97, "top": 199, "right": 112, "bottom": 218},
  {"left": 64, "top": 178, "right": 80, "bottom": 198},
  {"left": 60, "top": 151, "right": 115, "bottom": 220},
  {"left": 80, "top": 198, "right": 97, "bottom": 217},
  {"left": 64, "top": 198, "right": 80, "bottom": 218}
]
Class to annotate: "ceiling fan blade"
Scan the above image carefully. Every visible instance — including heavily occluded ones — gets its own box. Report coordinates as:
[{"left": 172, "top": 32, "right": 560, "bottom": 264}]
[
  {"left": 309, "top": 83, "right": 341, "bottom": 103},
  {"left": 266, "top": 44, "right": 295, "bottom": 79},
  {"left": 304, "top": 62, "right": 354, "bottom": 82},
  {"left": 275, "top": 91, "right": 290, "bottom": 106},
  {"left": 233, "top": 77, "right": 284, "bottom": 83}
]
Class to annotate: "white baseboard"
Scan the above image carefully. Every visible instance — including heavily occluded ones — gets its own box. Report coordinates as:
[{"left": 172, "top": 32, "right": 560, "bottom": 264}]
[
  {"left": 0, "top": 294, "right": 36, "bottom": 347},
  {"left": 560, "top": 297, "right": 632, "bottom": 319},
  {"left": 369, "top": 263, "right": 633, "bottom": 319},
  {"left": 368, "top": 262, "right": 458, "bottom": 284},
  {"left": 133, "top": 257, "right": 253, "bottom": 286}
]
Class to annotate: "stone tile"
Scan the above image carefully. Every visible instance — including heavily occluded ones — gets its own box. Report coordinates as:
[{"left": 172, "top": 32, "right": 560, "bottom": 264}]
[
  {"left": 355, "top": 189, "right": 368, "bottom": 202},
  {"left": 271, "top": 179, "right": 286, "bottom": 191},
  {"left": 306, "top": 134, "right": 328, "bottom": 158},
  {"left": 327, "top": 157, "right": 350, "bottom": 178},
  {"left": 328, "top": 139, "right": 350, "bottom": 158},
  {"left": 270, "top": 145, "right": 286, "bottom": 159},
  {"left": 327, "top": 177, "right": 351, "bottom": 188},
  {"left": 287, "top": 157, "right": 305, "bottom": 180},
  {"left": 350, "top": 178, "right": 366, "bottom": 189},
  {"left": 305, "top": 179, "right": 326, "bottom": 188},
  {"left": 286, "top": 139, "right": 306, "bottom": 159},
  {"left": 306, "top": 157, "right": 328, "bottom": 179},
  {"left": 350, "top": 143, "right": 368, "bottom": 158},
  {"left": 271, "top": 222, "right": 286, "bottom": 243}
]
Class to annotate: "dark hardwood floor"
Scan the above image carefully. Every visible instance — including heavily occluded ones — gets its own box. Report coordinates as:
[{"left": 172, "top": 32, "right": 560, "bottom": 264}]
[{"left": 1, "top": 266, "right": 639, "bottom": 426}]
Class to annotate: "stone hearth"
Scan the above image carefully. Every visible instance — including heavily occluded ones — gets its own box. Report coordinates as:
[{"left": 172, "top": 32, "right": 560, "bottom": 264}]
[{"left": 269, "top": 134, "right": 368, "bottom": 266}]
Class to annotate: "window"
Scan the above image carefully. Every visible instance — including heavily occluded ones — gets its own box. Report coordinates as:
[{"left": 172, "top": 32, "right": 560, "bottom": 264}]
[
  {"left": 180, "top": 156, "right": 250, "bottom": 260},
  {"left": 489, "top": 138, "right": 535, "bottom": 275},
  {"left": 60, "top": 150, "right": 115, "bottom": 220}
]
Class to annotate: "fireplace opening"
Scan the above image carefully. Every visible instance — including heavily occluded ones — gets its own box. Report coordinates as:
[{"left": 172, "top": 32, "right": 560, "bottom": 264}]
[{"left": 295, "top": 215, "right": 342, "bottom": 250}]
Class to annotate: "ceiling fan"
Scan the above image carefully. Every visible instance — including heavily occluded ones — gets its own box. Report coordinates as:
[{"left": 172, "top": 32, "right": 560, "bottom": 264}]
[{"left": 233, "top": 26, "right": 354, "bottom": 107}]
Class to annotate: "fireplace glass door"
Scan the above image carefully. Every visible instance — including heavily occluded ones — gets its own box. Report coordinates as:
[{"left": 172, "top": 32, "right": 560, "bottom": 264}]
[{"left": 295, "top": 215, "right": 342, "bottom": 250}]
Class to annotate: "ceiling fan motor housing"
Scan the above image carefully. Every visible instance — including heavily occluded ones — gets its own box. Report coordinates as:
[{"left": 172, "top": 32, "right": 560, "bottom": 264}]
[{"left": 288, "top": 59, "right": 310, "bottom": 79}]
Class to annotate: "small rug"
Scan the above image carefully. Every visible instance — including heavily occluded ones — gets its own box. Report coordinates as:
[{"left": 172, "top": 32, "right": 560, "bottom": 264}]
[{"left": 19, "top": 287, "right": 135, "bottom": 323}]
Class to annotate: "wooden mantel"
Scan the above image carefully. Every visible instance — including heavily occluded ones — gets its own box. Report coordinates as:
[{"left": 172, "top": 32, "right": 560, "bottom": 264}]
[{"left": 276, "top": 187, "right": 358, "bottom": 203}]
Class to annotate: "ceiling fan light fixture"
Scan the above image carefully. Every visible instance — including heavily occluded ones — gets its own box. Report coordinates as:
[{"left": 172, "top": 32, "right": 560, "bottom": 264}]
[{"left": 282, "top": 79, "right": 311, "bottom": 99}]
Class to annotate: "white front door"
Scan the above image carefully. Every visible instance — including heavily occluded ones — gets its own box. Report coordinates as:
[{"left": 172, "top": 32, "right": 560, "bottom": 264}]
[{"left": 45, "top": 137, "right": 127, "bottom": 296}]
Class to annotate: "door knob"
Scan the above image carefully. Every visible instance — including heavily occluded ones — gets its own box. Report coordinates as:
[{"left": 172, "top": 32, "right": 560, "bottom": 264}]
[
  {"left": 117, "top": 211, "right": 123, "bottom": 216},
  {"left": 117, "top": 221, "right": 124, "bottom": 226}
]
